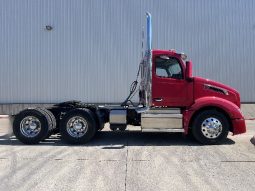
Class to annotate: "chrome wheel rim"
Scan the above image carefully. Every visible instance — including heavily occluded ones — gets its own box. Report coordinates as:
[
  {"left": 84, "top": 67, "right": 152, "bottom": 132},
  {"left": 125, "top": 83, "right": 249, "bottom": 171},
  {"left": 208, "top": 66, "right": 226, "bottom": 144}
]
[
  {"left": 66, "top": 116, "right": 88, "bottom": 138},
  {"left": 201, "top": 117, "right": 222, "bottom": 139},
  {"left": 20, "top": 116, "right": 41, "bottom": 137}
]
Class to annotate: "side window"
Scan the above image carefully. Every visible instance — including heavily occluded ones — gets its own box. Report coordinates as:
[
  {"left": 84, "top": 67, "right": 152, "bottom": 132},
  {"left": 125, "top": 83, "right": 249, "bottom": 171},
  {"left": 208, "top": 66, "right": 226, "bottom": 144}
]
[
  {"left": 155, "top": 56, "right": 183, "bottom": 79},
  {"left": 156, "top": 68, "right": 168, "bottom": 77}
]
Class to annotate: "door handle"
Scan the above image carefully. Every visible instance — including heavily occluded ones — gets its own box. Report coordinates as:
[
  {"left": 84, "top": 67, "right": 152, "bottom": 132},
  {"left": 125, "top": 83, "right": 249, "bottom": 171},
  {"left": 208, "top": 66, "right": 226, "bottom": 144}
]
[{"left": 154, "top": 98, "right": 163, "bottom": 102}]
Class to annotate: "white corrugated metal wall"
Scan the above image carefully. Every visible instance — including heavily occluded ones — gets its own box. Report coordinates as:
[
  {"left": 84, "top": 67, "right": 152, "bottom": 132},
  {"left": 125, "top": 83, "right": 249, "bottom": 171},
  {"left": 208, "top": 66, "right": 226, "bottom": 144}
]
[{"left": 0, "top": 0, "right": 254, "bottom": 103}]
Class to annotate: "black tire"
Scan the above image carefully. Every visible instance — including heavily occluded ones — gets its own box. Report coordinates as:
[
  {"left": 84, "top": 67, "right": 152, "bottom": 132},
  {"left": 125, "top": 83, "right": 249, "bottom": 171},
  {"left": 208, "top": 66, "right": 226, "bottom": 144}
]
[
  {"left": 37, "top": 108, "right": 57, "bottom": 138},
  {"left": 13, "top": 108, "right": 51, "bottom": 144},
  {"left": 191, "top": 110, "right": 229, "bottom": 145},
  {"left": 40, "top": 108, "right": 57, "bottom": 130},
  {"left": 59, "top": 109, "right": 97, "bottom": 144}
]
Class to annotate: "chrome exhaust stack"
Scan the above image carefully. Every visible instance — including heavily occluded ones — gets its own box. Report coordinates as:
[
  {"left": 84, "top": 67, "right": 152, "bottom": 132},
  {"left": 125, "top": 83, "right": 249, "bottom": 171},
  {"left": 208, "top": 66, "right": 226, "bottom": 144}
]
[{"left": 139, "top": 12, "right": 153, "bottom": 109}]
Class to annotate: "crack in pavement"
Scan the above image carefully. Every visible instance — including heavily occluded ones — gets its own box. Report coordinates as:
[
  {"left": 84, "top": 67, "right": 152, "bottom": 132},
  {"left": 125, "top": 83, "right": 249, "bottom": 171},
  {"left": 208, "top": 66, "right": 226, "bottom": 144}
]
[
  {"left": 0, "top": 158, "right": 122, "bottom": 162},
  {"left": 4, "top": 157, "right": 254, "bottom": 163},
  {"left": 221, "top": 160, "right": 255, "bottom": 163}
]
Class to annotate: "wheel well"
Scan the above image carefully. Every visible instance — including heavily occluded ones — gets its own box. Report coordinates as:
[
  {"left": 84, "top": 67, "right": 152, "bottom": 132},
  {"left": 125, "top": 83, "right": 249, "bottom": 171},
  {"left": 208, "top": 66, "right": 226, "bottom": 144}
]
[{"left": 188, "top": 106, "right": 233, "bottom": 133}]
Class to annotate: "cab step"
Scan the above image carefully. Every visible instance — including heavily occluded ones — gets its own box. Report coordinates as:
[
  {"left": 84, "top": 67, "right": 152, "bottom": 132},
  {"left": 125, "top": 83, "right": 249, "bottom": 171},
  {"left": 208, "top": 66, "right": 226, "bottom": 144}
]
[
  {"left": 142, "top": 128, "right": 184, "bottom": 133},
  {"left": 141, "top": 109, "right": 183, "bottom": 131}
]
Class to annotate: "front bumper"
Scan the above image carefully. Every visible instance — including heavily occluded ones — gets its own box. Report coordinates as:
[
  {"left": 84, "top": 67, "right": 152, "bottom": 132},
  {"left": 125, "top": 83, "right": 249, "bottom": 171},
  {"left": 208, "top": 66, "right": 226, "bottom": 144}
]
[{"left": 232, "top": 118, "right": 246, "bottom": 135}]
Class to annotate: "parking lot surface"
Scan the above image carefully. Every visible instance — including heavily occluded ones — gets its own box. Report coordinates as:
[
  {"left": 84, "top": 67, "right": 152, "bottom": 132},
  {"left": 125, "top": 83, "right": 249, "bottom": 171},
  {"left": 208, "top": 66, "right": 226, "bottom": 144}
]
[{"left": 0, "top": 105, "right": 255, "bottom": 191}]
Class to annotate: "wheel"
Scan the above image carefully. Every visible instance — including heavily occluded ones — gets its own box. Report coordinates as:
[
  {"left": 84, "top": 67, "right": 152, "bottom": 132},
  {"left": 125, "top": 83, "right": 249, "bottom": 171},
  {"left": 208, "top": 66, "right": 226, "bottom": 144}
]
[
  {"left": 13, "top": 108, "right": 51, "bottom": 144},
  {"left": 37, "top": 108, "right": 57, "bottom": 138},
  {"left": 39, "top": 108, "right": 57, "bottom": 130},
  {"left": 191, "top": 110, "right": 229, "bottom": 145},
  {"left": 59, "top": 109, "right": 97, "bottom": 144}
]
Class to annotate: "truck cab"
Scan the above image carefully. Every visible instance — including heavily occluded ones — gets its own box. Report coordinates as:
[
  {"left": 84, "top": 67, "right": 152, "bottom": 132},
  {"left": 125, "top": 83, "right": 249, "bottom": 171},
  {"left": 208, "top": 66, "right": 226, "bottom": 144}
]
[{"left": 138, "top": 48, "right": 246, "bottom": 144}]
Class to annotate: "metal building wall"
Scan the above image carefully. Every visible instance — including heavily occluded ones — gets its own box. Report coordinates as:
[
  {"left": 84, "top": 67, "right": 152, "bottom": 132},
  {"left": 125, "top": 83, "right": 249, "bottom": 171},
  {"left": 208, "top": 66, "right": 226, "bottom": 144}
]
[{"left": 0, "top": 0, "right": 254, "bottom": 103}]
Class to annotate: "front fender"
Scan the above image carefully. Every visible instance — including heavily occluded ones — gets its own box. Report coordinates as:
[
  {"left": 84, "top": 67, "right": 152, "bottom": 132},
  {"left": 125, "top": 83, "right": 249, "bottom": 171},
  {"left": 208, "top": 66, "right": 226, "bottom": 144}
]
[{"left": 183, "top": 97, "right": 245, "bottom": 135}]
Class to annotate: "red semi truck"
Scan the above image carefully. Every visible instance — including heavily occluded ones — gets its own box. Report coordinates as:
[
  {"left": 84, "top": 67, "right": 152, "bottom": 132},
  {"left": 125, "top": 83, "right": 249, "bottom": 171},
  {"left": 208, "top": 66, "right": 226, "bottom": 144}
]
[{"left": 9, "top": 13, "right": 246, "bottom": 145}]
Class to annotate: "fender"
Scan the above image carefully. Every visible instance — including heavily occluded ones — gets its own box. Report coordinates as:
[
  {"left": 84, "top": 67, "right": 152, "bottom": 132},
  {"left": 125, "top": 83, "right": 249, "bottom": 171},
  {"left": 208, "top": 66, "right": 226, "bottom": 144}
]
[{"left": 183, "top": 97, "right": 245, "bottom": 134}]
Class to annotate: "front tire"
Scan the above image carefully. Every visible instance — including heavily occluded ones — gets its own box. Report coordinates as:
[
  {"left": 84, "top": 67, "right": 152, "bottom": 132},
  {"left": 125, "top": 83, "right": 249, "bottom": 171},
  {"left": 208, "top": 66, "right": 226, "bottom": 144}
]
[
  {"left": 60, "top": 109, "right": 97, "bottom": 144},
  {"left": 191, "top": 110, "right": 229, "bottom": 145}
]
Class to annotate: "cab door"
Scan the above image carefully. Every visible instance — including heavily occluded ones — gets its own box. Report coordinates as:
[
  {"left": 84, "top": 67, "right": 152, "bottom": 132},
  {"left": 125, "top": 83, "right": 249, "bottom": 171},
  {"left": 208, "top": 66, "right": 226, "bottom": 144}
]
[{"left": 151, "top": 55, "right": 193, "bottom": 107}]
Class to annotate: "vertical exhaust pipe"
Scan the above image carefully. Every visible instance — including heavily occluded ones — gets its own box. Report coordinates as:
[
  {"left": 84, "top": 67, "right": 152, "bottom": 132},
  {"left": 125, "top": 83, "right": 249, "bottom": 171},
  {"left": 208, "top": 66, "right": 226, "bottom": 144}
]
[
  {"left": 146, "top": 12, "right": 152, "bottom": 51},
  {"left": 145, "top": 12, "right": 152, "bottom": 107}
]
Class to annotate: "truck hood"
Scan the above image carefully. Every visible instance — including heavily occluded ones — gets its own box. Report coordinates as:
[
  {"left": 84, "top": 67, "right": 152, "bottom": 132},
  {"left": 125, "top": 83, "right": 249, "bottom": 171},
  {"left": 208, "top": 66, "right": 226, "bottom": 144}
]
[{"left": 193, "top": 77, "right": 241, "bottom": 107}]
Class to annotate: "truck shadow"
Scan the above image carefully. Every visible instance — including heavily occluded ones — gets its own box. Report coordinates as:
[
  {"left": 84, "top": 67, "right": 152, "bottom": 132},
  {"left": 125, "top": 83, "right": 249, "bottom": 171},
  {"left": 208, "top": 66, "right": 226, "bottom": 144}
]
[{"left": 0, "top": 131, "right": 235, "bottom": 147}]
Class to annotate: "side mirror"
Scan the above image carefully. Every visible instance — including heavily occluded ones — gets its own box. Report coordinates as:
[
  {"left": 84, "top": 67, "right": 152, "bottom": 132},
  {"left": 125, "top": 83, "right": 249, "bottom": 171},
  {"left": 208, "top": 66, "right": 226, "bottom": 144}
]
[{"left": 185, "top": 61, "right": 193, "bottom": 79}]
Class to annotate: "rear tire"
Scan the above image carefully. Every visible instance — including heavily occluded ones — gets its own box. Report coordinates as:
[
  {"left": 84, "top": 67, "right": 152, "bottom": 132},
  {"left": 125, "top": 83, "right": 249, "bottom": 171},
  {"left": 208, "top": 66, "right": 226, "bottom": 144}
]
[
  {"left": 40, "top": 108, "right": 56, "bottom": 130},
  {"left": 60, "top": 109, "right": 97, "bottom": 144},
  {"left": 191, "top": 110, "right": 229, "bottom": 145},
  {"left": 13, "top": 108, "right": 51, "bottom": 144},
  {"left": 37, "top": 108, "right": 57, "bottom": 138}
]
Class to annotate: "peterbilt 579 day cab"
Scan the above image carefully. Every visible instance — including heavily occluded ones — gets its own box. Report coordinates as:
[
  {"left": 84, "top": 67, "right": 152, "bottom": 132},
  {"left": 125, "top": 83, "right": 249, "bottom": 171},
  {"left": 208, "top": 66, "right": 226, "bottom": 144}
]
[{"left": 1, "top": 13, "right": 246, "bottom": 145}]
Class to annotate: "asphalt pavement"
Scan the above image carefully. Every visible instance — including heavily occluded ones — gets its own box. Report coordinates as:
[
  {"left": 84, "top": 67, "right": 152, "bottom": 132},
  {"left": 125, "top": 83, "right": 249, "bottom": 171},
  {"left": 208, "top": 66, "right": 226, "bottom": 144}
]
[{"left": 0, "top": 105, "right": 254, "bottom": 191}]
